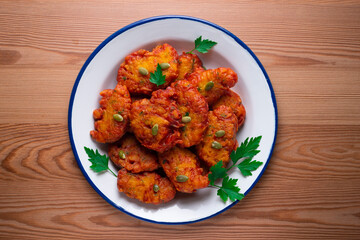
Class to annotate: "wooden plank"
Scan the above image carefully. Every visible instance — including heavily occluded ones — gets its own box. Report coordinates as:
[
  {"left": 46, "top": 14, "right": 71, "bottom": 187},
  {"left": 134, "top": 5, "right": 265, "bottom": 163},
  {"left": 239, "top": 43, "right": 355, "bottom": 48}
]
[{"left": 0, "top": 0, "right": 360, "bottom": 239}]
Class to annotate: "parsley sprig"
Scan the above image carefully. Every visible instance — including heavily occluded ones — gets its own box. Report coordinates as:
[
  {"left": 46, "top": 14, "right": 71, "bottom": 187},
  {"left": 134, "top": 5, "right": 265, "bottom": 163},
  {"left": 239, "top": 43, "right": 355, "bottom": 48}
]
[
  {"left": 188, "top": 36, "right": 217, "bottom": 54},
  {"left": 84, "top": 147, "right": 117, "bottom": 177},
  {"left": 149, "top": 63, "right": 166, "bottom": 86},
  {"left": 208, "top": 136, "right": 263, "bottom": 203},
  {"left": 209, "top": 161, "right": 245, "bottom": 202}
]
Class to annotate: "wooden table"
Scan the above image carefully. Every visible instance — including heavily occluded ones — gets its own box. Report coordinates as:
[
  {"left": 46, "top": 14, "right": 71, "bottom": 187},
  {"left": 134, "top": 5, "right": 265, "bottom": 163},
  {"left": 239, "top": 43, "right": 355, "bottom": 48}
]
[{"left": 1, "top": 1, "right": 359, "bottom": 239}]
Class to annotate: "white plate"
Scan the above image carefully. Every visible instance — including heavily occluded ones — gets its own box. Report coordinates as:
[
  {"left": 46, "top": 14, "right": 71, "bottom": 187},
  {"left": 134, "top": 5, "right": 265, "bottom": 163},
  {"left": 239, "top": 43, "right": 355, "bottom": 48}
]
[{"left": 68, "top": 15, "right": 277, "bottom": 224}]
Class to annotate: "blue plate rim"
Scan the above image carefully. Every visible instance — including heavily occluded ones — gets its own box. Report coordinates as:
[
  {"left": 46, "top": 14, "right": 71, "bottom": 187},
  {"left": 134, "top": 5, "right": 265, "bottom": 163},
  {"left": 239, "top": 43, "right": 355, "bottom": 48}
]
[{"left": 68, "top": 15, "right": 278, "bottom": 225}]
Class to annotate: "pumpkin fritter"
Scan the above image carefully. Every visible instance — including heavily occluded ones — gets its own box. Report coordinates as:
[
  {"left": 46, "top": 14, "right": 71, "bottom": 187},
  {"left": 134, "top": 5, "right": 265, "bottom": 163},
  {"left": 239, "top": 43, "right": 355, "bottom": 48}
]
[
  {"left": 167, "top": 80, "right": 209, "bottom": 147},
  {"left": 196, "top": 105, "right": 238, "bottom": 167},
  {"left": 117, "top": 168, "right": 176, "bottom": 204},
  {"left": 158, "top": 147, "right": 209, "bottom": 193},
  {"left": 211, "top": 89, "right": 246, "bottom": 130},
  {"left": 130, "top": 97, "right": 183, "bottom": 153},
  {"left": 177, "top": 52, "right": 204, "bottom": 80},
  {"left": 108, "top": 134, "right": 160, "bottom": 173},
  {"left": 187, "top": 67, "right": 237, "bottom": 105},
  {"left": 117, "top": 43, "right": 179, "bottom": 95},
  {"left": 90, "top": 83, "right": 131, "bottom": 143}
]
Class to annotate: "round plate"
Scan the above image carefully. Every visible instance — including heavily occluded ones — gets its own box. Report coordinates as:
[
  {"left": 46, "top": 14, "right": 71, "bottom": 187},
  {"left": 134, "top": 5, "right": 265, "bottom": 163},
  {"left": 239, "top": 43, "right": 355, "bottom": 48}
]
[{"left": 68, "top": 15, "right": 277, "bottom": 224}]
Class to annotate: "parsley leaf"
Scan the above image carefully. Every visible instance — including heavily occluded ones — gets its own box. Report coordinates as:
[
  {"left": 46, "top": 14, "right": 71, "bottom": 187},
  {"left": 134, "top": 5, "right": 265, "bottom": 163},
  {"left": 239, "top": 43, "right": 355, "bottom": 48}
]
[
  {"left": 188, "top": 36, "right": 217, "bottom": 54},
  {"left": 208, "top": 135, "right": 263, "bottom": 203},
  {"left": 230, "top": 136, "right": 262, "bottom": 165},
  {"left": 237, "top": 158, "right": 263, "bottom": 176},
  {"left": 84, "top": 147, "right": 117, "bottom": 177},
  {"left": 217, "top": 188, "right": 229, "bottom": 202},
  {"left": 208, "top": 161, "right": 227, "bottom": 185},
  {"left": 217, "top": 176, "right": 244, "bottom": 202},
  {"left": 149, "top": 64, "right": 166, "bottom": 86}
]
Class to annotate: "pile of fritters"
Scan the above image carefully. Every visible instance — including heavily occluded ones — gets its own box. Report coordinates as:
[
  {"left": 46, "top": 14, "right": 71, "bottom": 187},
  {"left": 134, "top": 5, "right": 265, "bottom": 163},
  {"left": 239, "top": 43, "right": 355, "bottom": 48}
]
[{"left": 90, "top": 44, "right": 246, "bottom": 204}]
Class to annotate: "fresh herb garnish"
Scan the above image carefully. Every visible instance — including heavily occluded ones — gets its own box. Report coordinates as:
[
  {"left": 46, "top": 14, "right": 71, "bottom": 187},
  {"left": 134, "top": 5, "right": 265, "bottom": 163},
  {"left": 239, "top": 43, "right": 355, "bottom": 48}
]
[
  {"left": 217, "top": 176, "right": 244, "bottom": 202},
  {"left": 84, "top": 147, "right": 117, "bottom": 177},
  {"left": 230, "top": 136, "right": 261, "bottom": 165},
  {"left": 149, "top": 63, "right": 166, "bottom": 86},
  {"left": 237, "top": 158, "right": 263, "bottom": 177},
  {"left": 188, "top": 36, "right": 217, "bottom": 54},
  {"left": 208, "top": 161, "right": 227, "bottom": 185},
  {"left": 208, "top": 136, "right": 263, "bottom": 203}
]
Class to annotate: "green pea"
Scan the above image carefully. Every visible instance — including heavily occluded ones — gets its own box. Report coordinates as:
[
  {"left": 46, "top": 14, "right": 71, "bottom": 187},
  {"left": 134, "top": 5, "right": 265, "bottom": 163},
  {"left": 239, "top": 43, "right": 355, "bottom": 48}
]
[
  {"left": 113, "top": 114, "right": 123, "bottom": 122},
  {"left": 211, "top": 141, "right": 222, "bottom": 149},
  {"left": 153, "top": 184, "right": 159, "bottom": 193},
  {"left": 159, "top": 62, "right": 170, "bottom": 70},
  {"left": 205, "top": 81, "right": 214, "bottom": 91},
  {"left": 215, "top": 130, "right": 226, "bottom": 137},
  {"left": 152, "top": 124, "right": 159, "bottom": 136},
  {"left": 138, "top": 67, "right": 149, "bottom": 75},
  {"left": 118, "top": 150, "right": 126, "bottom": 159},
  {"left": 182, "top": 116, "right": 192, "bottom": 123},
  {"left": 176, "top": 175, "right": 189, "bottom": 182}
]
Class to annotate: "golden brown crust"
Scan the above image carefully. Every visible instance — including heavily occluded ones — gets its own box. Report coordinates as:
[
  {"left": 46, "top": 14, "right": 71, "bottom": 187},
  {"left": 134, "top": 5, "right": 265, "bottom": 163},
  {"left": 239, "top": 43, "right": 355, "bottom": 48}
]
[
  {"left": 169, "top": 80, "right": 209, "bottom": 147},
  {"left": 117, "top": 44, "right": 179, "bottom": 95},
  {"left": 196, "top": 105, "right": 238, "bottom": 167},
  {"left": 108, "top": 134, "right": 160, "bottom": 173},
  {"left": 90, "top": 83, "right": 131, "bottom": 143},
  {"left": 129, "top": 98, "right": 183, "bottom": 153},
  {"left": 187, "top": 68, "right": 237, "bottom": 105},
  {"left": 127, "top": 95, "right": 150, "bottom": 133},
  {"left": 177, "top": 52, "right": 204, "bottom": 80},
  {"left": 117, "top": 168, "right": 176, "bottom": 204},
  {"left": 211, "top": 89, "right": 246, "bottom": 129},
  {"left": 130, "top": 80, "right": 208, "bottom": 150},
  {"left": 158, "top": 147, "right": 209, "bottom": 193}
]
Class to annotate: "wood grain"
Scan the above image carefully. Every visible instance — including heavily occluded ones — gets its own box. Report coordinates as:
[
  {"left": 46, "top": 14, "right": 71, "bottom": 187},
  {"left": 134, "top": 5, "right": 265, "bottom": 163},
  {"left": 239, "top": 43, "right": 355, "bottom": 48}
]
[
  {"left": 0, "top": 124, "right": 359, "bottom": 239},
  {"left": 0, "top": 0, "right": 360, "bottom": 239}
]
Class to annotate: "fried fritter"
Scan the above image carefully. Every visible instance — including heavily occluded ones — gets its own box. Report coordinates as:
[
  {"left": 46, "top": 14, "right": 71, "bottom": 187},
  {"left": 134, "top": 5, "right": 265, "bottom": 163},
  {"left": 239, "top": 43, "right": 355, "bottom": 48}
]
[
  {"left": 187, "top": 68, "right": 237, "bottom": 105},
  {"left": 196, "top": 105, "right": 238, "bottom": 167},
  {"left": 177, "top": 52, "right": 204, "bottom": 80},
  {"left": 211, "top": 89, "right": 246, "bottom": 130},
  {"left": 127, "top": 95, "right": 149, "bottom": 133},
  {"left": 158, "top": 147, "right": 209, "bottom": 193},
  {"left": 117, "top": 168, "right": 176, "bottom": 204},
  {"left": 130, "top": 98, "right": 183, "bottom": 152},
  {"left": 90, "top": 83, "right": 131, "bottom": 143},
  {"left": 167, "top": 80, "right": 208, "bottom": 147},
  {"left": 117, "top": 44, "right": 179, "bottom": 95},
  {"left": 108, "top": 134, "right": 160, "bottom": 173}
]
